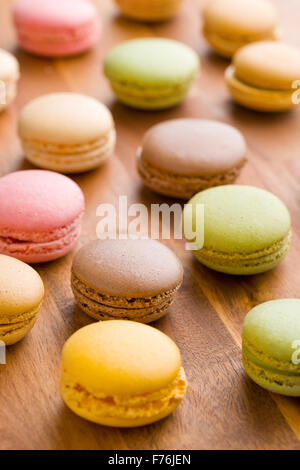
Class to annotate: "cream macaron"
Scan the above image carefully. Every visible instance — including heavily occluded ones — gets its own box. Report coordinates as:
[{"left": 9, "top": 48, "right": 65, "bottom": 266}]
[
  {"left": 225, "top": 41, "right": 300, "bottom": 112},
  {"left": 0, "top": 49, "right": 20, "bottom": 112},
  {"left": 18, "top": 92, "right": 116, "bottom": 173},
  {"left": 203, "top": 0, "right": 278, "bottom": 58},
  {"left": 60, "top": 320, "right": 187, "bottom": 427},
  {"left": 0, "top": 254, "right": 44, "bottom": 345}
]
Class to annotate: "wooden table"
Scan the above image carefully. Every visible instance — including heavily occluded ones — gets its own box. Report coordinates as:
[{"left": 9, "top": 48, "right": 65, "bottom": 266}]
[{"left": 1, "top": 0, "right": 300, "bottom": 450}]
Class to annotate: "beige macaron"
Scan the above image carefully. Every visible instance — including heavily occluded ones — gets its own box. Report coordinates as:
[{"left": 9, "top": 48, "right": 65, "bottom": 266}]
[
  {"left": 225, "top": 41, "right": 300, "bottom": 111},
  {"left": 0, "top": 49, "right": 20, "bottom": 112},
  {"left": 138, "top": 119, "right": 246, "bottom": 199},
  {"left": 18, "top": 92, "right": 116, "bottom": 173},
  {"left": 203, "top": 0, "right": 278, "bottom": 58},
  {"left": 71, "top": 239, "right": 183, "bottom": 323},
  {"left": 0, "top": 254, "right": 44, "bottom": 345}
]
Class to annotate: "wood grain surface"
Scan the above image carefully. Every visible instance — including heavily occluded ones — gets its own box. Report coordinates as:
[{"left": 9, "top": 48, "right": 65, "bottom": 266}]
[{"left": 1, "top": 0, "right": 300, "bottom": 450}]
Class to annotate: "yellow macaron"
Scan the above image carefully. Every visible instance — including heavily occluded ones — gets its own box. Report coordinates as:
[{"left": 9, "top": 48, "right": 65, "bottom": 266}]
[
  {"left": 225, "top": 41, "right": 300, "bottom": 111},
  {"left": 60, "top": 320, "right": 187, "bottom": 427},
  {"left": 203, "top": 0, "right": 278, "bottom": 58},
  {"left": 0, "top": 254, "right": 44, "bottom": 345}
]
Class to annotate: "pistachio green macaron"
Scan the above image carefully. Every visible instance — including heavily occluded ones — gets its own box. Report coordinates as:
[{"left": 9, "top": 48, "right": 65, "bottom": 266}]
[
  {"left": 242, "top": 299, "right": 300, "bottom": 396},
  {"left": 184, "top": 185, "right": 291, "bottom": 275},
  {"left": 103, "top": 38, "right": 200, "bottom": 110}
]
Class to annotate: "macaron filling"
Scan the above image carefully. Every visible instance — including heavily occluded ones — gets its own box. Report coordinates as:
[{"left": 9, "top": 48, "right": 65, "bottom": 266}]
[
  {"left": 225, "top": 66, "right": 295, "bottom": 110},
  {"left": 109, "top": 79, "right": 193, "bottom": 109},
  {"left": 242, "top": 347, "right": 300, "bottom": 393},
  {"left": 196, "top": 231, "right": 291, "bottom": 270},
  {"left": 22, "top": 131, "right": 116, "bottom": 172},
  {"left": 0, "top": 315, "right": 37, "bottom": 338},
  {"left": 0, "top": 215, "right": 82, "bottom": 261},
  {"left": 16, "top": 21, "right": 99, "bottom": 45},
  {"left": 243, "top": 343, "right": 300, "bottom": 377},
  {"left": 226, "top": 65, "right": 294, "bottom": 95},
  {"left": 138, "top": 150, "right": 245, "bottom": 198},
  {"left": 61, "top": 367, "right": 187, "bottom": 421},
  {"left": 71, "top": 270, "right": 180, "bottom": 322}
]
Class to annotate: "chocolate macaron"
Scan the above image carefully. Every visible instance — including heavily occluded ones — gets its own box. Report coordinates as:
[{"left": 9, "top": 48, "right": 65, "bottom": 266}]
[
  {"left": 137, "top": 119, "right": 247, "bottom": 199},
  {"left": 71, "top": 239, "right": 183, "bottom": 323}
]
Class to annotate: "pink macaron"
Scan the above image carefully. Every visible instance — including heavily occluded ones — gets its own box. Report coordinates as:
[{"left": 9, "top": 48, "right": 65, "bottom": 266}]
[
  {"left": 0, "top": 170, "right": 85, "bottom": 263},
  {"left": 13, "top": 0, "right": 100, "bottom": 58}
]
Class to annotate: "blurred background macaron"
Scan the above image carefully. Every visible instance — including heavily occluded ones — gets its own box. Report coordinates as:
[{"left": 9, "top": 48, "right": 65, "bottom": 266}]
[
  {"left": 202, "top": 0, "right": 278, "bottom": 58},
  {"left": 0, "top": 170, "right": 85, "bottom": 263},
  {"left": 138, "top": 119, "right": 246, "bottom": 199},
  {"left": 13, "top": 0, "right": 100, "bottom": 58},
  {"left": 104, "top": 38, "right": 200, "bottom": 110},
  {"left": 184, "top": 185, "right": 291, "bottom": 275},
  {"left": 0, "top": 49, "right": 19, "bottom": 112},
  {"left": 71, "top": 239, "right": 183, "bottom": 323},
  {"left": 0, "top": 254, "right": 44, "bottom": 346},
  {"left": 242, "top": 299, "right": 300, "bottom": 396},
  {"left": 114, "top": 0, "right": 184, "bottom": 22},
  {"left": 225, "top": 41, "right": 300, "bottom": 112},
  {"left": 60, "top": 320, "right": 187, "bottom": 427},
  {"left": 18, "top": 93, "right": 115, "bottom": 173}
]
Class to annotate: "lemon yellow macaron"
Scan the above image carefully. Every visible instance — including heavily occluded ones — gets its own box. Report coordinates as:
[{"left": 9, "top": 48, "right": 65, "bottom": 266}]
[
  {"left": 203, "top": 0, "right": 278, "bottom": 58},
  {"left": 225, "top": 41, "right": 300, "bottom": 112},
  {"left": 60, "top": 320, "right": 187, "bottom": 427},
  {"left": 0, "top": 254, "right": 44, "bottom": 345}
]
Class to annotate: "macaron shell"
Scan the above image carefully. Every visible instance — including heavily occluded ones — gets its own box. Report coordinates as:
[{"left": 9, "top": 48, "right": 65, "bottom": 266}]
[
  {"left": 243, "top": 299, "right": 300, "bottom": 364},
  {"left": 0, "top": 254, "right": 44, "bottom": 318},
  {"left": 61, "top": 369, "right": 186, "bottom": 427},
  {"left": 193, "top": 232, "right": 291, "bottom": 275},
  {"left": 61, "top": 321, "right": 182, "bottom": 396},
  {"left": 115, "top": 0, "right": 184, "bottom": 22},
  {"left": 0, "top": 170, "right": 84, "bottom": 235},
  {"left": 203, "top": 0, "right": 278, "bottom": 39},
  {"left": 104, "top": 38, "right": 199, "bottom": 88},
  {"left": 233, "top": 41, "right": 300, "bottom": 90},
  {"left": 187, "top": 185, "right": 291, "bottom": 253},
  {"left": 19, "top": 93, "right": 114, "bottom": 146},
  {"left": 71, "top": 272, "right": 177, "bottom": 323},
  {"left": 138, "top": 152, "right": 244, "bottom": 199},
  {"left": 225, "top": 65, "right": 295, "bottom": 112},
  {"left": 140, "top": 119, "right": 246, "bottom": 175},
  {"left": 0, "top": 222, "right": 82, "bottom": 264},
  {"left": 0, "top": 49, "right": 20, "bottom": 82},
  {"left": 104, "top": 38, "right": 199, "bottom": 109},
  {"left": 242, "top": 299, "right": 300, "bottom": 396},
  {"left": 0, "top": 315, "right": 37, "bottom": 346},
  {"left": 0, "top": 49, "right": 20, "bottom": 111},
  {"left": 242, "top": 353, "right": 300, "bottom": 397},
  {"left": 13, "top": 0, "right": 100, "bottom": 57},
  {"left": 72, "top": 239, "right": 183, "bottom": 297},
  {"left": 203, "top": 26, "right": 277, "bottom": 59}
]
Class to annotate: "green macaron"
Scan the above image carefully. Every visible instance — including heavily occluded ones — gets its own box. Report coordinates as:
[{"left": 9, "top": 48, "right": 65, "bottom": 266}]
[
  {"left": 103, "top": 38, "right": 200, "bottom": 110},
  {"left": 242, "top": 299, "right": 300, "bottom": 397},
  {"left": 184, "top": 185, "right": 291, "bottom": 275}
]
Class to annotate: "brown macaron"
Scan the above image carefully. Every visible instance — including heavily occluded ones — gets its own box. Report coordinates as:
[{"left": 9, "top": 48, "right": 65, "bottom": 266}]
[
  {"left": 71, "top": 239, "right": 183, "bottom": 323},
  {"left": 137, "top": 119, "right": 247, "bottom": 199}
]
